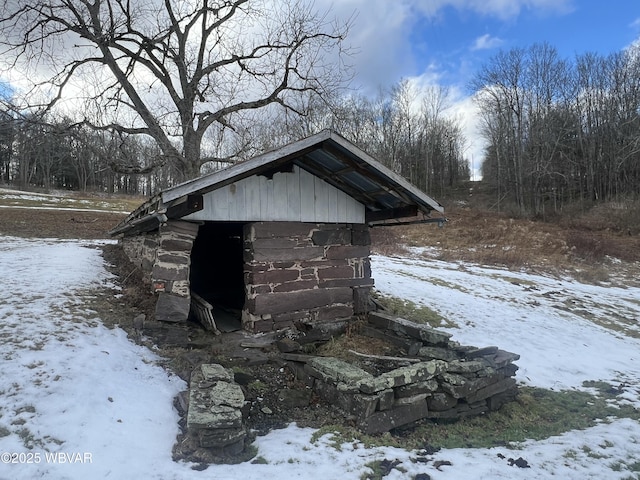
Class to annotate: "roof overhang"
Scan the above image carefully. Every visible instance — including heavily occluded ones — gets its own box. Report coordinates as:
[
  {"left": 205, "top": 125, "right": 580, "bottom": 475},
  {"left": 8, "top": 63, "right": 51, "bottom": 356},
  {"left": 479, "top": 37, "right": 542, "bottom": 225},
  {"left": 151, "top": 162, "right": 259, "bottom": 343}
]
[{"left": 110, "top": 130, "right": 445, "bottom": 236}]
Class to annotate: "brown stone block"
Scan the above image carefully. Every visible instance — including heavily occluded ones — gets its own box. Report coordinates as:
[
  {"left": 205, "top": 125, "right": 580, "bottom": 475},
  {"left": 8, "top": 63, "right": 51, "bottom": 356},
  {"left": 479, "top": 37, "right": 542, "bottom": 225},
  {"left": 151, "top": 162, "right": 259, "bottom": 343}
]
[
  {"left": 152, "top": 265, "right": 189, "bottom": 282},
  {"left": 353, "top": 286, "right": 372, "bottom": 315},
  {"left": 155, "top": 292, "right": 190, "bottom": 323},
  {"left": 466, "top": 377, "right": 517, "bottom": 404},
  {"left": 251, "top": 246, "right": 324, "bottom": 262},
  {"left": 272, "top": 311, "right": 311, "bottom": 323},
  {"left": 427, "top": 392, "right": 458, "bottom": 412},
  {"left": 273, "top": 279, "right": 318, "bottom": 293},
  {"left": 395, "top": 379, "right": 439, "bottom": 398},
  {"left": 249, "top": 284, "right": 272, "bottom": 295},
  {"left": 359, "top": 401, "right": 429, "bottom": 434},
  {"left": 319, "top": 278, "right": 374, "bottom": 288},
  {"left": 271, "top": 261, "right": 296, "bottom": 269},
  {"left": 351, "top": 225, "right": 371, "bottom": 246},
  {"left": 157, "top": 253, "right": 189, "bottom": 265},
  {"left": 162, "top": 220, "right": 200, "bottom": 236},
  {"left": 300, "top": 259, "right": 349, "bottom": 268},
  {"left": 368, "top": 312, "right": 451, "bottom": 346},
  {"left": 363, "top": 257, "right": 372, "bottom": 278},
  {"left": 317, "top": 265, "right": 355, "bottom": 280},
  {"left": 247, "top": 269, "right": 300, "bottom": 285},
  {"left": 325, "top": 245, "right": 370, "bottom": 260},
  {"left": 311, "top": 228, "right": 352, "bottom": 246},
  {"left": 197, "top": 428, "right": 246, "bottom": 449},
  {"left": 251, "top": 222, "right": 314, "bottom": 239},
  {"left": 252, "top": 287, "right": 353, "bottom": 315},
  {"left": 160, "top": 239, "right": 194, "bottom": 252},
  {"left": 252, "top": 237, "right": 299, "bottom": 249}
]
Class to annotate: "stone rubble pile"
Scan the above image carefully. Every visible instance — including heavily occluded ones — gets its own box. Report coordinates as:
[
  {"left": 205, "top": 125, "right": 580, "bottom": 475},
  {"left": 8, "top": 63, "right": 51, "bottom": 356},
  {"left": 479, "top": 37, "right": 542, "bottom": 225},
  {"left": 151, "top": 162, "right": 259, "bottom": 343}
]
[
  {"left": 184, "top": 311, "right": 521, "bottom": 453},
  {"left": 291, "top": 311, "right": 520, "bottom": 434}
]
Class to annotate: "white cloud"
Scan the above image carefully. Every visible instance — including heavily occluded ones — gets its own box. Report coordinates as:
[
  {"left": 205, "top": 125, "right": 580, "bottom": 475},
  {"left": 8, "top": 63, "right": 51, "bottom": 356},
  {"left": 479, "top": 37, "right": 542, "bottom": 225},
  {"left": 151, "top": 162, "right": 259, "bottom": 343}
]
[
  {"left": 474, "top": 0, "right": 574, "bottom": 19},
  {"left": 397, "top": 71, "right": 486, "bottom": 180},
  {"left": 471, "top": 33, "right": 504, "bottom": 51}
]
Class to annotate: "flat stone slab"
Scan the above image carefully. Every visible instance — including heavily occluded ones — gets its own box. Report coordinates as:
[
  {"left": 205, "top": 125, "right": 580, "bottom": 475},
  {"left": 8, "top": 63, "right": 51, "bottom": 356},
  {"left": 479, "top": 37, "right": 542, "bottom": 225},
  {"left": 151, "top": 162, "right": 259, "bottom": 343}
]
[
  {"left": 188, "top": 404, "right": 242, "bottom": 430},
  {"left": 358, "top": 360, "right": 447, "bottom": 394},
  {"left": 306, "top": 357, "right": 373, "bottom": 385},
  {"left": 187, "top": 364, "right": 245, "bottom": 431},
  {"left": 201, "top": 364, "right": 234, "bottom": 382},
  {"left": 210, "top": 381, "right": 245, "bottom": 409},
  {"left": 359, "top": 400, "right": 430, "bottom": 434},
  {"left": 368, "top": 312, "right": 452, "bottom": 346}
]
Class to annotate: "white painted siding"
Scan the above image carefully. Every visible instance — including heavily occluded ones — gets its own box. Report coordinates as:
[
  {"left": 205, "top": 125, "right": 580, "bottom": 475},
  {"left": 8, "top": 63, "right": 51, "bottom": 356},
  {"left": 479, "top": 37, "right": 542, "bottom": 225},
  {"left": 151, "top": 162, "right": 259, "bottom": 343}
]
[{"left": 183, "top": 165, "right": 365, "bottom": 223}]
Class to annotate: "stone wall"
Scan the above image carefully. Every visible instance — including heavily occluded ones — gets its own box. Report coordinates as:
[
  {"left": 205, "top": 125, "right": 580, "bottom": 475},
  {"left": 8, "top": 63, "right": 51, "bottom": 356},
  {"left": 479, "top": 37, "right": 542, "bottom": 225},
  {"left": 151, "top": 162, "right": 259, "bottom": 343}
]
[
  {"left": 120, "top": 220, "right": 199, "bottom": 322},
  {"left": 186, "top": 364, "right": 247, "bottom": 455},
  {"left": 287, "top": 311, "right": 520, "bottom": 434},
  {"left": 242, "top": 222, "right": 374, "bottom": 332},
  {"left": 120, "top": 219, "right": 373, "bottom": 328}
]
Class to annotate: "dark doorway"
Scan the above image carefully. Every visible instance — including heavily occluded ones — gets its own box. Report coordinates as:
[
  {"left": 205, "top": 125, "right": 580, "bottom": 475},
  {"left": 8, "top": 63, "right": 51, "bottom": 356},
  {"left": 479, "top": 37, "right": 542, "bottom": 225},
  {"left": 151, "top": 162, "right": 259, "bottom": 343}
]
[{"left": 189, "top": 222, "right": 245, "bottom": 331}]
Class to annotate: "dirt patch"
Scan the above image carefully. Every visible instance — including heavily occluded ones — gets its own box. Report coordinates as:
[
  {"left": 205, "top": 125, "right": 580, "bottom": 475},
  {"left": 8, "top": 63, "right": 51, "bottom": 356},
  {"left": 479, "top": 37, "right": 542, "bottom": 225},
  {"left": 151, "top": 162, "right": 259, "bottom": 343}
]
[{"left": 0, "top": 207, "right": 126, "bottom": 239}]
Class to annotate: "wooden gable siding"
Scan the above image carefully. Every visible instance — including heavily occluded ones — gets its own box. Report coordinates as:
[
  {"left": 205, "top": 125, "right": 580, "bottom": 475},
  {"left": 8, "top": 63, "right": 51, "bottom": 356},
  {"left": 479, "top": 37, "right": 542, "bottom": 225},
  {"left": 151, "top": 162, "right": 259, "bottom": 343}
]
[{"left": 183, "top": 165, "right": 365, "bottom": 223}]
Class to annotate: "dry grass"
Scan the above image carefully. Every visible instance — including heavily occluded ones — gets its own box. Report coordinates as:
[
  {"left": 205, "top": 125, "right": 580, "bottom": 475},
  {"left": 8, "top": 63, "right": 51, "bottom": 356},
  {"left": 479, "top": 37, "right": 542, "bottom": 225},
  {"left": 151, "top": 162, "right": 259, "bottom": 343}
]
[{"left": 371, "top": 201, "right": 640, "bottom": 282}]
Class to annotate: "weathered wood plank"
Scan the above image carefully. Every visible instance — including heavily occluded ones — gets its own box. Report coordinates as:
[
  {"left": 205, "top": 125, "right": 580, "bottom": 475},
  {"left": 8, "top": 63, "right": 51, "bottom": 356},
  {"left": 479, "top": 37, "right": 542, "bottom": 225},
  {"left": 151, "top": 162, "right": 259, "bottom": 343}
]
[
  {"left": 245, "top": 175, "right": 261, "bottom": 220},
  {"left": 227, "top": 182, "right": 246, "bottom": 220},
  {"left": 299, "top": 167, "right": 316, "bottom": 222},
  {"left": 314, "top": 176, "right": 330, "bottom": 223},
  {"left": 190, "top": 292, "right": 221, "bottom": 335},
  {"left": 273, "top": 171, "right": 289, "bottom": 221},
  {"left": 185, "top": 164, "right": 365, "bottom": 223},
  {"left": 287, "top": 167, "right": 302, "bottom": 221}
]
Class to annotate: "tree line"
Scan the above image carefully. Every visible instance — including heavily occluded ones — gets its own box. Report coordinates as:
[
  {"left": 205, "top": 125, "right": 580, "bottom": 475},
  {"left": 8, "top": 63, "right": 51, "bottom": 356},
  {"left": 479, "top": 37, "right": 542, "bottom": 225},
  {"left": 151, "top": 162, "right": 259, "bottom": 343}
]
[
  {"left": 4, "top": 1, "right": 636, "bottom": 213},
  {"left": 474, "top": 42, "right": 640, "bottom": 216},
  {"left": 0, "top": 1, "right": 469, "bottom": 199},
  {"left": 0, "top": 79, "right": 470, "bottom": 197}
]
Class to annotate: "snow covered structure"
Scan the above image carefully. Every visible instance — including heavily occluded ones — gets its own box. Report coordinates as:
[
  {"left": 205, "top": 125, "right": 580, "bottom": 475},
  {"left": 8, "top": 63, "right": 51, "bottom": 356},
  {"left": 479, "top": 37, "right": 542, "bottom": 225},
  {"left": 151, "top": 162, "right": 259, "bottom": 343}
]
[{"left": 110, "top": 130, "right": 445, "bottom": 332}]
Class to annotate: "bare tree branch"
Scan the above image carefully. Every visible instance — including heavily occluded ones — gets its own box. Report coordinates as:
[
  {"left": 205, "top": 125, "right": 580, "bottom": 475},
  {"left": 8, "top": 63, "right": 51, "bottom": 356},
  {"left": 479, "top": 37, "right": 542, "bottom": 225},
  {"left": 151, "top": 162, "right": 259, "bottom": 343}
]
[{"left": 0, "top": 0, "right": 352, "bottom": 182}]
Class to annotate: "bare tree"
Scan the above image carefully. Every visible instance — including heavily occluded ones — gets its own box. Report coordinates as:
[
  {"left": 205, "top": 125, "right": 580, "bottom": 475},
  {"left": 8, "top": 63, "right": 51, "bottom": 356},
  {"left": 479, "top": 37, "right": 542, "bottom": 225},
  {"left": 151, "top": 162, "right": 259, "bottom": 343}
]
[{"left": 0, "top": 0, "right": 351, "bottom": 181}]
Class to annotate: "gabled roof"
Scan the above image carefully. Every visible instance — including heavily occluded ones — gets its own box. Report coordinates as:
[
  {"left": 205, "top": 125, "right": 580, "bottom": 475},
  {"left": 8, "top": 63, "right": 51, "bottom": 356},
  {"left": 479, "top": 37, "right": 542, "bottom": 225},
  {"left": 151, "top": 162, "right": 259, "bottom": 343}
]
[{"left": 110, "top": 130, "right": 445, "bottom": 236}]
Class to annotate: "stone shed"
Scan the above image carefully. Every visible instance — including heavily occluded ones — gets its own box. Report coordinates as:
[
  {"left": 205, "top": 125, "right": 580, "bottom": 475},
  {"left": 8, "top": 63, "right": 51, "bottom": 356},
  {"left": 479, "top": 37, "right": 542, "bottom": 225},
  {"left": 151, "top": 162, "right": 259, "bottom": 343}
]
[{"left": 110, "top": 130, "right": 445, "bottom": 333}]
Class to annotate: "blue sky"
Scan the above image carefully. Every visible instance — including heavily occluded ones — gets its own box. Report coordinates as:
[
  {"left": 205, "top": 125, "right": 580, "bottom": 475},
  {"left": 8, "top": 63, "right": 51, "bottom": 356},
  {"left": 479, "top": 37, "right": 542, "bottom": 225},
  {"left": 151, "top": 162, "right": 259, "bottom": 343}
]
[
  {"left": 322, "top": 0, "right": 640, "bottom": 171},
  {"left": 333, "top": 0, "right": 640, "bottom": 94},
  {"left": 408, "top": 1, "right": 640, "bottom": 91}
]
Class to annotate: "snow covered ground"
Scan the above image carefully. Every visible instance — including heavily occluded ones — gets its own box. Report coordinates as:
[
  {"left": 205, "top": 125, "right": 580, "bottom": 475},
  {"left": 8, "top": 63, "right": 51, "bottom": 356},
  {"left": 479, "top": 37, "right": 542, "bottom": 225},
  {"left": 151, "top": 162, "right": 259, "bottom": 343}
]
[{"left": 0, "top": 236, "right": 639, "bottom": 480}]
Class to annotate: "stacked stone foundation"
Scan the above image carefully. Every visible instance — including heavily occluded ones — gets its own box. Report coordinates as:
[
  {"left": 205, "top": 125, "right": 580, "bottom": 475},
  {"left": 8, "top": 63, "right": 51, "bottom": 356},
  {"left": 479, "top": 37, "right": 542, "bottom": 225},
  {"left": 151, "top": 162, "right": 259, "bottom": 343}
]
[
  {"left": 288, "top": 311, "right": 520, "bottom": 434},
  {"left": 120, "top": 220, "right": 200, "bottom": 323},
  {"left": 186, "top": 364, "right": 247, "bottom": 455},
  {"left": 119, "top": 220, "right": 374, "bottom": 330}
]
